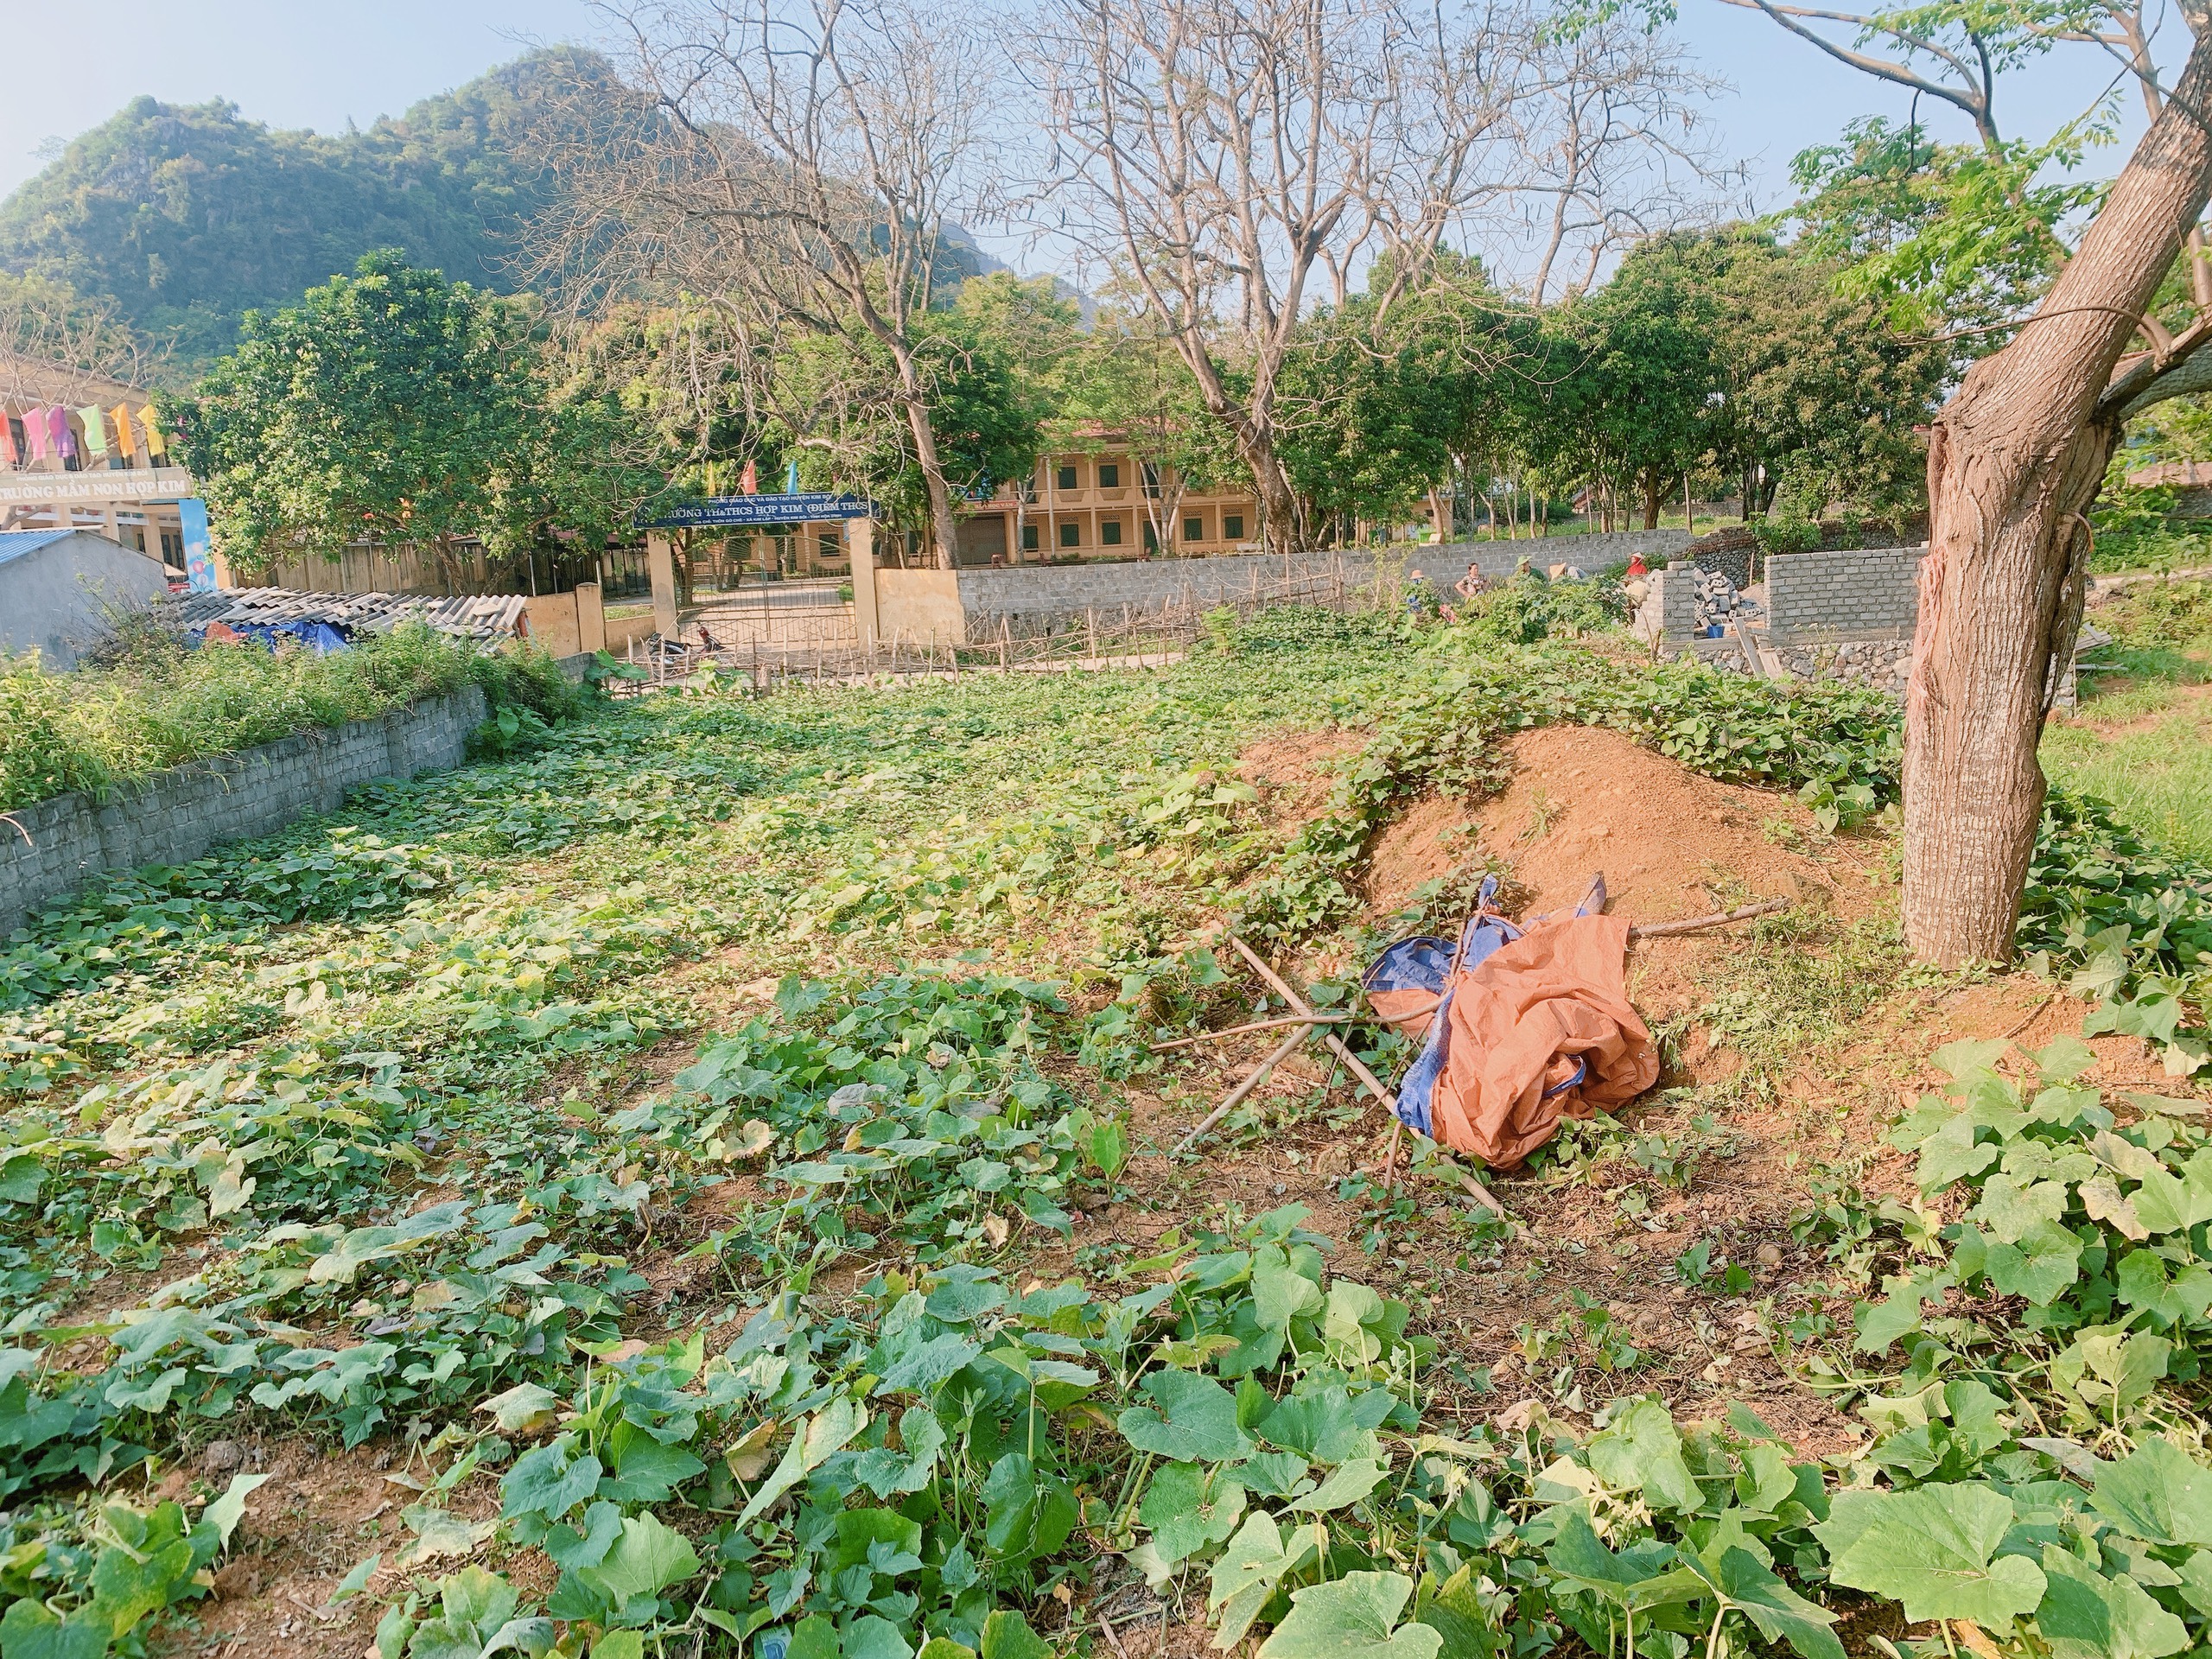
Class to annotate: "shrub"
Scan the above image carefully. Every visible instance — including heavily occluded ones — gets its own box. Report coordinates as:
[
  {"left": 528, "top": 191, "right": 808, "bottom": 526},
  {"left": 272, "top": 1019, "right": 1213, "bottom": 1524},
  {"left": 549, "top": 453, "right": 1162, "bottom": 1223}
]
[{"left": 0, "top": 622, "right": 481, "bottom": 811}]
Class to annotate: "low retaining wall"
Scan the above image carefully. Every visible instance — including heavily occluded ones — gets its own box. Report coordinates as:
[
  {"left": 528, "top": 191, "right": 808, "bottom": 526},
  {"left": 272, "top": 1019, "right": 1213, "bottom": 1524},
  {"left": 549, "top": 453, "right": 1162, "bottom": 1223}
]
[
  {"left": 1, "top": 686, "right": 486, "bottom": 936},
  {"left": 876, "top": 550, "right": 1383, "bottom": 644},
  {"left": 1772, "top": 639, "right": 1914, "bottom": 694}
]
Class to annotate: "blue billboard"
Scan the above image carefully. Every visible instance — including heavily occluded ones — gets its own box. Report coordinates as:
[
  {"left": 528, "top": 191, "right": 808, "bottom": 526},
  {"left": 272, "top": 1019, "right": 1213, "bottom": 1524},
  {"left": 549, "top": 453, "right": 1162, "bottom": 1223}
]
[{"left": 645, "top": 493, "right": 873, "bottom": 528}]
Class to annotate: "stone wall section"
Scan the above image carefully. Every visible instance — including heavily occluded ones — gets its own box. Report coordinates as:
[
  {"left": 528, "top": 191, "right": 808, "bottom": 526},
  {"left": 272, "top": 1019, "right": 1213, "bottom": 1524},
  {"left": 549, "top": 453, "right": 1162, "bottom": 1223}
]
[
  {"left": 1772, "top": 639, "right": 1914, "bottom": 695},
  {"left": 1, "top": 686, "right": 485, "bottom": 936}
]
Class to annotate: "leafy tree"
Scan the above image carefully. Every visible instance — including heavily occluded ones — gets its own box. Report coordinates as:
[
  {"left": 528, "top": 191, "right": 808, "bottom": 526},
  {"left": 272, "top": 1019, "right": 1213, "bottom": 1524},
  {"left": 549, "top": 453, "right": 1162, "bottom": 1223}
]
[
  {"left": 1529, "top": 231, "right": 1945, "bottom": 535},
  {"left": 1277, "top": 300, "right": 1463, "bottom": 540},
  {"left": 953, "top": 274, "right": 1085, "bottom": 438},
  {"left": 1548, "top": 245, "right": 1721, "bottom": 529},
  {"left": 168, "top": 251, "right": 650, "bottom": 582},
  {"left": 1052, "top": 304, "right": 1237, "bottom": 556},
  {"left": 1784, "top": 115, "right": 2100, "bottom": 334},
  {"left": 760, "top": 310, "right": 1041, "bottom": 559}
]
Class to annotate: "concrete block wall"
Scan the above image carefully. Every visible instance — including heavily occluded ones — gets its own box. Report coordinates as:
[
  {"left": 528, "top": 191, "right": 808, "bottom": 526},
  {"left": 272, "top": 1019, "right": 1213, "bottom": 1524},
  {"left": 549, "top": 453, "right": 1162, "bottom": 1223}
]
[
  {"left": 1767, "top": 546, "right": 1924, "bottom": 643},
  {"left": 1, "top": 686, "right": 485, "bottom": 936},
  {"left": 1657, "top": 561, "right": 1703, "bottom": 639},
  {"left": 955, "top": 550, "right": 1380, "bottom": 622},
  {"left": 932, "top": 550, "right": 1381, "bottom": 641}
]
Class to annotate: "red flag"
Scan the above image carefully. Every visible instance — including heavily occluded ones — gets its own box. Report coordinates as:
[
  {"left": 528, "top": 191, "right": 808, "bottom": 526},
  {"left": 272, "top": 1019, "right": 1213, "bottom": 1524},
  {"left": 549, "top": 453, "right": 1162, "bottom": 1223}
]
[{"left": 740, "top": 459, "right": 759, "bottom": 495}]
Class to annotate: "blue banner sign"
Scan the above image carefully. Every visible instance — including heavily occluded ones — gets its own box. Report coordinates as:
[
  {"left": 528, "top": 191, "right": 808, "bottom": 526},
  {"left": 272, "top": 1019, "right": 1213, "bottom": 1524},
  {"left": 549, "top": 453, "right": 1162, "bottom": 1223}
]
[
  {"left": 647, "top": 493, "right": 873, "bottom": 528},
  {"left": 180, "top": 498, "right": 217, "bottom": 592}
]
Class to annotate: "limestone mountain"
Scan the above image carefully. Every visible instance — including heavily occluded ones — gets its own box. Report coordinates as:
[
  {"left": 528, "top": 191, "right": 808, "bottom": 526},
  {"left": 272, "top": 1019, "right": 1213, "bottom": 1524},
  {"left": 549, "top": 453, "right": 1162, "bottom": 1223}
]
[{"left": 0, "top": 48, "right": 618, "bottom": 376}]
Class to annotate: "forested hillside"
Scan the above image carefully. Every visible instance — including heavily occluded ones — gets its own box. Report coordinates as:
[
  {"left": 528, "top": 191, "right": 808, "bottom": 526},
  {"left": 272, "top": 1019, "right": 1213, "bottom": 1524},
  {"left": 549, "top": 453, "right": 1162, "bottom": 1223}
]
[{"left": 0, "top": 48, "right": 613, "bottom": 373}]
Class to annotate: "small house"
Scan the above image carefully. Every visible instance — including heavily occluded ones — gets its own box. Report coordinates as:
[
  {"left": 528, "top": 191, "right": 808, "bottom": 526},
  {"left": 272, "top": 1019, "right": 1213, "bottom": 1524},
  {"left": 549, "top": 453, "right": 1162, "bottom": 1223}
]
[{"left": 0, "top": 529, "right": 172, "bottom": 669}]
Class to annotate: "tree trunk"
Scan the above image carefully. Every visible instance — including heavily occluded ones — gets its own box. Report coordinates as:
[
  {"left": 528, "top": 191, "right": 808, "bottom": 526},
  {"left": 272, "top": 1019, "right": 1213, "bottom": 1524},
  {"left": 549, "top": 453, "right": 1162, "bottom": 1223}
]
[
  {"left": 1240, "top": 432, "right": 1303, "bottom": 557},
  {"left": 1904, "top": 25, "right": 2212, "bottom": 965},
  {"left": 1640, "top": 469, "right": 1662, "bottom": 531},
  {"left": 896, "top": 380, "right": 962, "bottom": 571}
]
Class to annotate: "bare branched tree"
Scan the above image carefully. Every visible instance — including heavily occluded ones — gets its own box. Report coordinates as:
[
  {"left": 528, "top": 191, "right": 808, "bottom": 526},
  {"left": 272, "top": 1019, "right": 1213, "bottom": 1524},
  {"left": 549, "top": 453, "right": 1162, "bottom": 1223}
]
[
  {"left": 533, "top": 0, "right": 1006, "bottom": 568},
  {"left": 1516, "top": 22, "right": 1734, "bottom": 304},
  {"left": 0, "top": 273, "right": 164, "bottom": 409},
  {"left": 1031, "top": 0, "right": 1719, "bottom": 555}
]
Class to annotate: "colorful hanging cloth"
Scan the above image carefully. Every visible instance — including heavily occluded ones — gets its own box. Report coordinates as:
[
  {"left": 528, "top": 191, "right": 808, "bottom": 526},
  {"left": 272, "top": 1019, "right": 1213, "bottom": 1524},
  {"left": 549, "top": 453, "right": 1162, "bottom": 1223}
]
[
  {"left": 110, "top": 404, "right": 136, "bottom": 460},
  {"left": 139, "top": 405, "right": 167, "bottom": 458},
  {"left": 23, "top": 407, "right": 48, "bottom": 461},
  {"left": 2, "top": 414, "right": 19, "bottom": 467},
  {"left": 48, "top": 407, "right": 73, "bottom": 461},
  {"left": 77, "top": 406, "right": 108, "bottom": 457}
]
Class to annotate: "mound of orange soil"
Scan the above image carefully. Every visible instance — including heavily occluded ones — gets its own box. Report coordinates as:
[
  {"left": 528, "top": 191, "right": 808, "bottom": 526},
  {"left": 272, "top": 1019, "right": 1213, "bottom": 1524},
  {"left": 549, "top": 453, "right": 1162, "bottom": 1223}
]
[
  {"left": 1355, "top": 723, "right": 1893, "bottom": 1060},
  {"left": 1364, "top": 724, "right": 1885, "bottom": 926}
]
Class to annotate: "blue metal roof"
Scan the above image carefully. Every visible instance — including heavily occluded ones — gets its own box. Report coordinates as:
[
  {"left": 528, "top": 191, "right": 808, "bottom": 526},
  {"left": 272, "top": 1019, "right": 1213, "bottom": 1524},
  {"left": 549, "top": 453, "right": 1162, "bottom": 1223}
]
[{"left": 0, "top": 530, "right": 77, "bottom": 569}]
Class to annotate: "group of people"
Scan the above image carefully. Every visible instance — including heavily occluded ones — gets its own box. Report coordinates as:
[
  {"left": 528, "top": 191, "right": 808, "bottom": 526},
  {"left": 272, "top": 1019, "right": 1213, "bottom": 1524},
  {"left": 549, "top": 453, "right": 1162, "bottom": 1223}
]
[
  {"left": 1404, "top": 549, "right": 1637, "bottom": 622},
  {"left": 1402, "top": 558, "right": 1501, "bottom": 623}
]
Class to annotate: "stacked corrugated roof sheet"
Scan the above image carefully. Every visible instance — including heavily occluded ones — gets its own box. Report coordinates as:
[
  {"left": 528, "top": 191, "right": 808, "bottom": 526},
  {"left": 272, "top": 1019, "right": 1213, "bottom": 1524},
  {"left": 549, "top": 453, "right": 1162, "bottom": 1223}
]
[{"left": 167, "top": 588, "right": 529, "bottom": 643}]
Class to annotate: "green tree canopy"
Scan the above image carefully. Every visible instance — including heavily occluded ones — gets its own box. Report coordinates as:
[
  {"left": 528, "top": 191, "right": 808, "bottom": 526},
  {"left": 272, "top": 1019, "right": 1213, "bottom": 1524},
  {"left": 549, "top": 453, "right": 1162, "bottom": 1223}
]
[{"left": 168, "top": 251, "right": 655, "bottom": 578}]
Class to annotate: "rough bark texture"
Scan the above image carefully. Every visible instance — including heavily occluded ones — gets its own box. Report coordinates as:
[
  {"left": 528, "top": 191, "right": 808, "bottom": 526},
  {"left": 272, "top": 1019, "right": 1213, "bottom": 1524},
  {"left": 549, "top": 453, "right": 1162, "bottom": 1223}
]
[{"left": 1904, "top": 29, "right": 2212, "bottom": 964}]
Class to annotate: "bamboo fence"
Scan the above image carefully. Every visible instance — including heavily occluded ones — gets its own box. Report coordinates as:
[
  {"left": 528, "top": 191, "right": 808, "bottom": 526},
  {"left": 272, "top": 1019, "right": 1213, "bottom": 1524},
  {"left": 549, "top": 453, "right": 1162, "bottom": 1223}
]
[{"left": 614, "top": 559, "right": 1382, "bottom": 696}]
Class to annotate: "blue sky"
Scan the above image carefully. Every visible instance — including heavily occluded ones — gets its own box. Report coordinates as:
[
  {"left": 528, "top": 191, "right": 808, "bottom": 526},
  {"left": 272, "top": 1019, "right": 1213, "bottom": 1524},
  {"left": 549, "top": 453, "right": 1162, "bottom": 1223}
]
[{"left": 0, "top": 0, "right": 2173, "bottom": 277}]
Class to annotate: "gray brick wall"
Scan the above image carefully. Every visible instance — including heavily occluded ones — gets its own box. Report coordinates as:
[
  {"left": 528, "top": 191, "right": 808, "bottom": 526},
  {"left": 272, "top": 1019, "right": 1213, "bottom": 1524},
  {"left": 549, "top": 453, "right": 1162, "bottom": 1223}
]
[
  {"left": 950, "top": 531, "right": 1691, "bottom": 639},
  {"left": 954, "top": 550, "right": 1381, "bottom": 629},
  {"left": 1658, "top": 561, "right": 1703, "bottom": 639},
  {"left": 1767, "top": 546, "right": 1925, "bottom": 643},
  {"left": 0, "top": 686, "right": 485, "bottom": 936}
]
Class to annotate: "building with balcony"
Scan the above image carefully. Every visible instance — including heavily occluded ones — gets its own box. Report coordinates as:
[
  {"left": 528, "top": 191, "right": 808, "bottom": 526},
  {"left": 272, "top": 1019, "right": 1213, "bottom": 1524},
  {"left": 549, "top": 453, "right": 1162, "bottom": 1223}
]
[{"left": 953, "top": 434, "right": 1259, "bottom": 567}]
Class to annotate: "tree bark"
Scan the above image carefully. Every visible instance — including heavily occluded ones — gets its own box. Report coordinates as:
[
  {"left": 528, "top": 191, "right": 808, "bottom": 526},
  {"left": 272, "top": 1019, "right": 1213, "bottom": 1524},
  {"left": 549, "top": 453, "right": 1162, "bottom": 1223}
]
[
  {"left": 1640, "top": 468, "right": 1663, "bottom": 530},
  {"left": 1240, "top": 432, "right": 1303, "bottom": 556},
  {"left": 899, "top": 392, "right": 962, "bottom": 571},
  {"left": 1904, "top": 25, "right": 2212, "bottom": 965}
]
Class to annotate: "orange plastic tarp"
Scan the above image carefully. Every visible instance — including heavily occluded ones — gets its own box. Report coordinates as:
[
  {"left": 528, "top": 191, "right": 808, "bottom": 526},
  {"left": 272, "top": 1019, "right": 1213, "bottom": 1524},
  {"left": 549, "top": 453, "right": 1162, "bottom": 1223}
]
[{"left": 1426, "top": 912, "right": 1657, "bottom": 1167}]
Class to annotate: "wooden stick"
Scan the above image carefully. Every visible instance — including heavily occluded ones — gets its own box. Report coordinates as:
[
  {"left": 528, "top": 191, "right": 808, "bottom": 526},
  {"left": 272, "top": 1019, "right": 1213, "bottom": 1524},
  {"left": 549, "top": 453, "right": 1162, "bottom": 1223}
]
[
  {"left": 1148, "top": 1014, "right": 1351, "bottom": 1052},
  {"left": 1173, "top": 1023, "right": 1316, "bottom": 1154},
  {"left": 1225, "top": 936, "right": 1394, "bottom": 1107},
  {"left": 1627, "top": 896, "right": 1790, "bottom": 940},
  {"left": 1225, "top": 933, "right": 1504, "bottom": 1216}
]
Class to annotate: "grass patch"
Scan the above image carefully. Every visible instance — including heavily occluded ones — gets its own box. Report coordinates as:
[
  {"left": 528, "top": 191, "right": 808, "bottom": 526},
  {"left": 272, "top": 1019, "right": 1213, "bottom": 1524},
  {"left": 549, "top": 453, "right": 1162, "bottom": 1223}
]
[
  {"left": 2043, "top": 706, "right": 2212, "bottom": 858},
  {"left": 0, "top": 622, "right": 582, "bottom": 811},
  {"left": 2044, "top": 576, "right": 2212, "bottom": 859}
]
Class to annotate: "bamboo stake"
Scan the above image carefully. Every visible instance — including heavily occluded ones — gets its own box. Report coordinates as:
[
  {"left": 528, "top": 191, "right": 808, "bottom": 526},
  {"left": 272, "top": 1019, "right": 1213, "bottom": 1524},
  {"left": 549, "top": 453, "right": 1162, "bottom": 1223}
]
[
  {"left": 1225, "top": 933, "right": 1504, "bottom": 1216},
  {"left": 1627, "top": 897, "right": 1790, "bottom": 940},
  {"left": 1149, "top": 1014, "right": 1351, "bottom": 1052},
  {"left": 1173, "top": 1023, "right": 1317, "bottom": 1154}
]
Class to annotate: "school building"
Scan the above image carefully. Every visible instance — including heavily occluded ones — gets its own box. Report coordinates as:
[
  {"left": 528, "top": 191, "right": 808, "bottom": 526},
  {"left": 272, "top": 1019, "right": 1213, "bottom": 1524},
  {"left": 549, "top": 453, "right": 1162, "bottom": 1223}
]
[
  {"left": 955, "top": 433, "right": 1259, "bottom": 567},
  {"left": 0, "top": 357, "right": 196, "bottom": 575}
]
